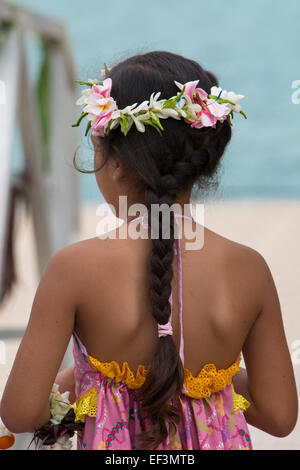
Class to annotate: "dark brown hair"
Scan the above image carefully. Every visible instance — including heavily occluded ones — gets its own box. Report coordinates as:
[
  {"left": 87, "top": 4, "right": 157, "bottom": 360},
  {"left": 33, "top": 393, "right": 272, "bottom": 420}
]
[{"left": 74, "top": 50, "right": 232, "bottom": 449}]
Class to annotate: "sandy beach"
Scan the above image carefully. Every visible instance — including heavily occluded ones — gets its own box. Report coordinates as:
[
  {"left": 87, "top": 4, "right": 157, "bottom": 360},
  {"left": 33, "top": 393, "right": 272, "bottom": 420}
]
[{"left": 0, "top": 199, "right": 299, "bottom": 450}]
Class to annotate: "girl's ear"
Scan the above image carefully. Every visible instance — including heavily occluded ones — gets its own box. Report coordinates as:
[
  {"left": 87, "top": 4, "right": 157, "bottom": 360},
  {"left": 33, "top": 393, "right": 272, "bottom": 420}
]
[{"left": 110, "top": 158, "right": 125, "bottom": 183}]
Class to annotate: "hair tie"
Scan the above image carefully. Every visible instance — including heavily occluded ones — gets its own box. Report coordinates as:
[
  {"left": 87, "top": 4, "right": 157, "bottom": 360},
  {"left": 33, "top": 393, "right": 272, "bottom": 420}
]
[{"left": 158, "top": 320, "right": 173, "bottom": 338}]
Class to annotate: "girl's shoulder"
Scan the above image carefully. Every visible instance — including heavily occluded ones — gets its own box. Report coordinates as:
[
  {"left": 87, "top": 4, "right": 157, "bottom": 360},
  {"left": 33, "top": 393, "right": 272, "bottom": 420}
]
[
  {"left": 48, "top": 236, "right": 121, "bottom": 266},
  {"left": 44, "top": 235, "right": 135, "bottom": 287},
  {"left": 199, "top": 225, "right": 271, "bottom": 277},
  {"left": 198, "top": 226, "right": 274, "bottom": 313},
  {"left": 41, "top": 237, "right": 112, "bottom": 287}
]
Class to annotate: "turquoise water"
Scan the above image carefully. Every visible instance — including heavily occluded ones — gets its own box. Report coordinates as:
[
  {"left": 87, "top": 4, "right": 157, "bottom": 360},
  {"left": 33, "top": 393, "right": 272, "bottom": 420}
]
[{"left": 8, "top": 0, "right": 300, "bottom": 200}]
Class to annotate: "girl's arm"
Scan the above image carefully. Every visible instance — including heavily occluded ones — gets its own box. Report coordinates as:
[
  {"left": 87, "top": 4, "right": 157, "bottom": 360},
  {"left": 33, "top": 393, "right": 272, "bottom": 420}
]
[
  {"left": 0, "top": 246, "right": 78, "bottom": 434},
  {"left": 232, "top": 250, "right": 298, "bottom": 437}
]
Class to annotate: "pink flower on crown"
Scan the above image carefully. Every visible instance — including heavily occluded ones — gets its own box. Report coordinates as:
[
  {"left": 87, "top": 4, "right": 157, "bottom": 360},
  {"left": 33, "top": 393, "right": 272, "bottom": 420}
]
[
  {"left": 83, "top": 78, "right": 117, "bottom": 137},
  {"left": 174, "top": 80, "right": 231, "bottom": 129}
]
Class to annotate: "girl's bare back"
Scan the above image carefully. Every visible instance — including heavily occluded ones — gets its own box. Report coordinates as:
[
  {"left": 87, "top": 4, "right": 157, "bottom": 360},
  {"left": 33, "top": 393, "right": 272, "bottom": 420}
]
[{"left": 74, "top": 220, "right": 265, "bottom": 375}]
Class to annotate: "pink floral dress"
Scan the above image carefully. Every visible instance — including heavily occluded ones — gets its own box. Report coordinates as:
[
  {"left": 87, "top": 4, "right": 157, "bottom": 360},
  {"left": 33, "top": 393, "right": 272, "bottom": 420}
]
[{"left": 72, "top": 216, "right": 252, "bottom": 450}]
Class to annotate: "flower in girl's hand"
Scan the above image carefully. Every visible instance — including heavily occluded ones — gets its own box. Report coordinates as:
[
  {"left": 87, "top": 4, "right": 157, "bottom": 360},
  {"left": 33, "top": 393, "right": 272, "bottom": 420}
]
[
  {"left": 32, "top": 384, "right": 84, "bottom": 450},
  {"left": 49, "top": 435, "right": 73, "bottom": 450},
  {"left": 49, "top": 384, "right": 71, "bottom": 425}
]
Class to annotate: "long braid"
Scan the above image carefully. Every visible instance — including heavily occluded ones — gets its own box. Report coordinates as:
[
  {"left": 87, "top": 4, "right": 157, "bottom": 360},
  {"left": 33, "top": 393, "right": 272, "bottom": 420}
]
[{"left": 134, "top": 162, "right": 185, "bottom": 450}]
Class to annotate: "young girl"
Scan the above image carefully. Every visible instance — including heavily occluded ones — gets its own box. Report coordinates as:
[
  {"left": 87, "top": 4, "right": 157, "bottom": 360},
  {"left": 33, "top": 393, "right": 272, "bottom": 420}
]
[{"left": 0, "top": 50, "right": 297, "bottom": 451}]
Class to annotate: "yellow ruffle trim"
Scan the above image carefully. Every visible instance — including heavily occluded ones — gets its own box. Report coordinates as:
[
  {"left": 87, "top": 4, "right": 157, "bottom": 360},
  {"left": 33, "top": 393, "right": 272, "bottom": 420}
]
[
  {"left": 88, "top": 355, "right": 148, "bottom": 390},
  {"left": 232, "top": 385, "right": 251, "bottom": 413},
  {"left": 74, "top": 386, "right": 98, "bottom": 423},
  {"left": 183, "top": 355, "right": 242, "bottom": 399},
  {"left": 86, "top": 353, "right": 242, "bottom": 399}
]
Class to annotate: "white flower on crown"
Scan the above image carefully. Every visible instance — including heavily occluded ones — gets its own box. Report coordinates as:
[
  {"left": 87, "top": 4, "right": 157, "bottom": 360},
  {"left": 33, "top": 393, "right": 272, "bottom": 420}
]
[
  {"left": 148, "top": 92, "right": 185, "bottom": 119},
  {"left": 110, "top": 92, "right": 185, "bottom": 134},
  {"left": 75, "top": 79, "right": 100, "bottom": 106},
  {"left": 210, "top": 86, "right": 245, "bottom": 113},
  {"left": 76, "top": 88, "right": 92, "bottom": 106},
  {"left": 110, "top": 100, "right": 151, "bottom": 133}
]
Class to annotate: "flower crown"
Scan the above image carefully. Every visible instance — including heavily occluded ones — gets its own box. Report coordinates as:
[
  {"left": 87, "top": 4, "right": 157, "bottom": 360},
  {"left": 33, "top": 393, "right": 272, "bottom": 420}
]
[{"left": 72, "top": 63, "right": 247, "bottom": 138}]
